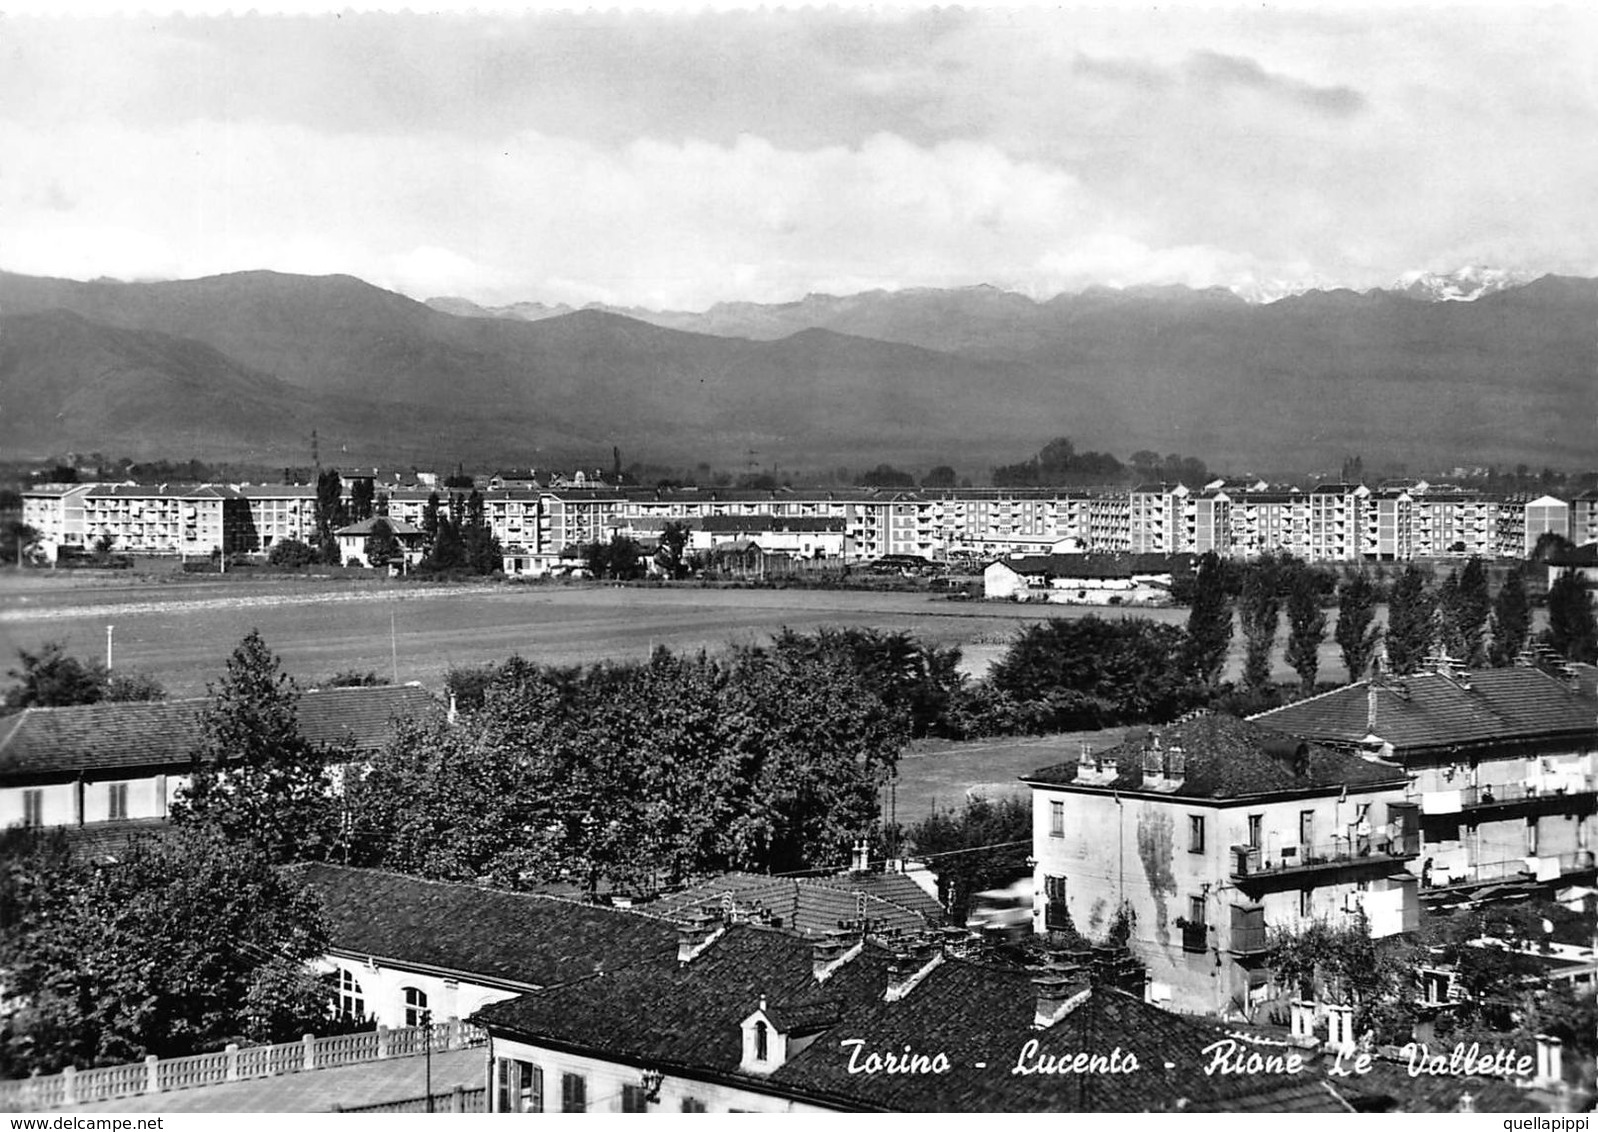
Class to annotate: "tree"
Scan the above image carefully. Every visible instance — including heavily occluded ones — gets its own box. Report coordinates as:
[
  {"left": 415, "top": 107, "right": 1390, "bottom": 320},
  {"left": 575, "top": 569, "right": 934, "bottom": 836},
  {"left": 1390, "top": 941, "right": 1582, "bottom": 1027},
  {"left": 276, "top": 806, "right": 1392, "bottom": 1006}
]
[
  {"left": 857, "top": 464, "right": 915, "bottom": 489},
  {"left": 1, "top": 520, "right": 40, "bottom": 565},
  {"left": 988, "top": 617, "right": 1201, "bottom": 731},
  {"left": 363, "top": 518, "right": 402, "bottom": 569},
  {"left": 0, "top": 824, "right": 331, "bottom": 1075},
  {"left": 920, "top": 465, "right": 958, "bottom": 489},
  {"left": 322, "top": 670, "right": 390, "bottom": 688},
  {"left": 461, "top": 490, "right": 502, "bottom": 574},
  {"left": 314, "top": 469, "right": 346, "bottom": 565},
  {"left": 772, "top": 627, "right": 965, "bottom": 740},
  {"left": 1453, "top": 556, "right": 1493, "bottom": 668},
  {"left": 104, "top": 670, "right": 167, "bottom": 702},
  {"left": 1385, "top": 564, "right": 1436, "bottom": 675},
  {"left": 266, "top": 538, "right": 319, "bottom": 568},
  {"left": 1489, "top": 565, "right": 1532, "bottom": 666},
  {"left": 1265, "top": 915, "right": 1421, "bottom": 1044},
  {"left": 905, "top": 796, "right": 1031, "bottom": 923},
  {"left": 420, "top": 491, "right": 442, "bottom": 547},
  {"left": 585, "top": 534, "right": 645, "bottom": 580},
  {"left": 1544, "top": 570, "right": 1598, "bottom": 662},
  {"left": 1335, "top": 573, "right": 1382, "bottom": 681},
  {"left": 169, "top": 630, "right": 336, "bottom": 864},
  {"left": 348, "top": 478, "right": 376, "bottom": 523},
  {"left": 1183, "top": 551, "right": 1233, "bottom": 688},
  {"left": 3, "top": 642, "right": 107, "bottom": 710},
  {"left": 1284, "top": 562, "right": 1328, "bottom": 694},
  {"left": 655, "top": 522, "right": 692, "bottom": 579},
  {"left": 1238, "top": 556, "right": 1283, "bottom": 692},
  {"left": 346, "top": 645, "right": 902, "bottom": 891}
]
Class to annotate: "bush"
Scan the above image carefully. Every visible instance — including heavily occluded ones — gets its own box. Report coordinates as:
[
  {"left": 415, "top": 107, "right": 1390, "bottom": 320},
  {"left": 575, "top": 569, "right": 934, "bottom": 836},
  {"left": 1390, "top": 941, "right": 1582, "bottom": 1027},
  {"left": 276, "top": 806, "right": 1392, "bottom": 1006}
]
[{"left": 266, "top": 539, "right": 320, "bottom": 568}]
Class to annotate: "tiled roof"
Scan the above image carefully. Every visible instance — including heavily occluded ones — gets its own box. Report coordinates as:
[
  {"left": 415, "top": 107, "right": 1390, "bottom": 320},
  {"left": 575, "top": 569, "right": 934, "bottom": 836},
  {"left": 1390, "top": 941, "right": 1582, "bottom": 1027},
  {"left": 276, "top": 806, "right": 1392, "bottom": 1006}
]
[
  {"left": 476, "top": 923, "right": 1347, "bottom": 1112},
  {"left": 648, "top": 871, "right": 944, "bottom": 936},
  {"left": 1252, "top": 668, "right": 1598, "bottom": 754},
  {"left": 332, "top": 517, "right": 426, "bottom": 537},
  {"left": 991, "top": 553, "right": 1191, "bottom": 579},
  {"left": 1024, "top": 713, "right": 1406, "bottom": 800},
  {"left": 0, "top": 684, "right": 435, "bottom": 779},
  {"left": 296, "top": 864, "right": 681, "bottom": 988}
]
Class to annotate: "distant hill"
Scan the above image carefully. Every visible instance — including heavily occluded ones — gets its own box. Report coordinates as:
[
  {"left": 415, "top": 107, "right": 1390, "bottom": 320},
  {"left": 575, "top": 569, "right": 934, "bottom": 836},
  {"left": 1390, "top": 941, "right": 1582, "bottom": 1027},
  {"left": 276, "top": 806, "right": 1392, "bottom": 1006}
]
[{"left": 2, "top": 268, "right": 1593, "bottom": 473}]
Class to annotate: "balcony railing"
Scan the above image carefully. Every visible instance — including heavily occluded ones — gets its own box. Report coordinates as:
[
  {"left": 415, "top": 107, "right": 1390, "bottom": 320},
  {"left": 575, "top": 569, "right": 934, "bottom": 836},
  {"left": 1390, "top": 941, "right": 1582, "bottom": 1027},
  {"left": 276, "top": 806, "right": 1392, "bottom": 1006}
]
[
  {"left": 1230, "top": 835, "right": 1419, "bottom": 882},
  {"left": 1460, "top": 782, "right": 1596, "bottom": 810}
]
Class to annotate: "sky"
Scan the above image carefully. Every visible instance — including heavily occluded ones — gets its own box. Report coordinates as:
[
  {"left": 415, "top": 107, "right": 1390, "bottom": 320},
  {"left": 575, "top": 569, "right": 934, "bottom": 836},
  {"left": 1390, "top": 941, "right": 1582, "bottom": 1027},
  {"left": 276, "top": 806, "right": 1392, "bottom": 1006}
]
[{"left": 2, "top": 2, "right": 1596, "bottom": 310}]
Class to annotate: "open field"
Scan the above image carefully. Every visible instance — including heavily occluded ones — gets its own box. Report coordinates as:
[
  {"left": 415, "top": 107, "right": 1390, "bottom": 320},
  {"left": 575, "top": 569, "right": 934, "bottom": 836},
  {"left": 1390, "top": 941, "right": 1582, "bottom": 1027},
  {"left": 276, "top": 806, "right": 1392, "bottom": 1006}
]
[
  {"left": 0, "top": 569, "right": 1540, "bottom": 702},
  {"left": 891, "top": 728, "right": 1134, "bottom": 826}
]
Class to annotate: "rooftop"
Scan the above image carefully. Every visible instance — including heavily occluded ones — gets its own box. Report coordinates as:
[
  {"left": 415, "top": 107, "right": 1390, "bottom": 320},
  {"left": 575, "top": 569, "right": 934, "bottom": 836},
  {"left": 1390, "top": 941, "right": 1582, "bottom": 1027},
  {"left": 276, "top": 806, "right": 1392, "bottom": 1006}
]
[
  {"left": 1024, "top": 713, "right": 1407, "bottom": 800},
  {"left": 646, "top": 870, "right": 945, "bottom": 936},
  {"left": 991, "top": 552, "right": 1192, "bottom": 579},
  {"left": 476, "top": 922, "right": 1347, "bottom": 1112},
  {"left": 1252, "top": 667, "right": 1598, "bottom": 754},
  {"left": 296, "top": 864, "right": 681, "bottom": 989},
  {"left": 0, "top": 683, "right": 436, "bottom": 779}
]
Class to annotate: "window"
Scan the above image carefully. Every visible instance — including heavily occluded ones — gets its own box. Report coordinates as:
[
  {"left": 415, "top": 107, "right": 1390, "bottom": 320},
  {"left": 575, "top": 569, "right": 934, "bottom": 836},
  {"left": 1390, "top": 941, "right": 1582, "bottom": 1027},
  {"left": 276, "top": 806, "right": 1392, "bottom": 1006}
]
[
  {"left": 754, "top": 1020, "right": 768, "bottom": 1062},
  {"left": 1527, "top": 817, "right": 1539, "bottom": 856},
  {"left": 336, "top": 968, "right": 365, "bottom": 1021},
  {"left": 1188, "top": 814, "right": 1206, "bottom": 853},
  {"left": 1247, "top": 814, "right": 1262, "bottom": 849},
  {"left": 1044, "top": 874, "right": 1070, "bottom": 931},
  {"left": 561, "top": 1072, "right": 587, "bottom": 1113},
  {"left": 1299, "top": 810, "right": 1315, "bottom": 847},
  {"left": 1049, "top": 800, "right": 1064, "bottom": 838},
  {"left": 108, "top": 782, "right": 128, "bottom": 821},
  {"left": 496, "top": 1059, "right": 542, "bottom": 1113},
  {"left": 1181, "top": 895, "right": 1207, "bottom": 953},
  {"left": 681, "top": 1098, "right": 706, "bottom": 1113},
  {"left": 403, "top": 986, "right": 428, "bottom": 1027},
  {"left": 1299, "top": 888, "right": 1313, "bottom": 918},
  {"left": 22, "top": 789, "right": 43, "bottom": 828},
  {"left": 622, "top": 1084, "right": 648, "bottom": 1113}
]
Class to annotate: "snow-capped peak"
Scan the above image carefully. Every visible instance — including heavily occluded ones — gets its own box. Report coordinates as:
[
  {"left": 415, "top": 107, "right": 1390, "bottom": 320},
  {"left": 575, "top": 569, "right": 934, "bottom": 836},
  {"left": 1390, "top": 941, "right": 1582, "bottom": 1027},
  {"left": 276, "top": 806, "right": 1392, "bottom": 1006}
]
[{"left": 1389, "top": 265, "right": 1534, "bottom": 302}]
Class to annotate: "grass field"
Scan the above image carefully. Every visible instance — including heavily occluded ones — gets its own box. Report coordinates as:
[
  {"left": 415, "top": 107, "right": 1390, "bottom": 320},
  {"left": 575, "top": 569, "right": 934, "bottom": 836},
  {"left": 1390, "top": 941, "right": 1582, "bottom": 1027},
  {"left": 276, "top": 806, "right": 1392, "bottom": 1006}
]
[
  {"left": 0, "top": 570, "right": 1422, "bottom": 699},
  {"left": 0, "top": 569, "right": 1543, "bottom": 853}
]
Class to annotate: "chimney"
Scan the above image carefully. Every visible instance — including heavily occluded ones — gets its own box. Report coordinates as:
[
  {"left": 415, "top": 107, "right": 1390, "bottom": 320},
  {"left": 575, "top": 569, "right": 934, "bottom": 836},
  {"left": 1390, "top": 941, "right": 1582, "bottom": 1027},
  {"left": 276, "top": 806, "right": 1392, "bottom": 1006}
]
[
  {"left": 1032, "top": 970, "right": 1091, "bottom": 1029},
  {"left": 1535, "top": 1034, "right": 1564, "bottom": 1088},
  {"left": 850, "top": 839, "right": 870, "bottom": 874},
  {"left": 677, "top": 910, "right": 723, "bottom": 965},
  {"left": 883, "top": 936, "right": 944, "bottom": 1003},
  {"left": 1164, "top": 745, "right": 1185, "bottom": 787},
  {"left": 813, "top": 929, "right": 860, "bottom": 982},
  {"left": 1366, "top": 682, "right": 1379, "bottom": 734}
]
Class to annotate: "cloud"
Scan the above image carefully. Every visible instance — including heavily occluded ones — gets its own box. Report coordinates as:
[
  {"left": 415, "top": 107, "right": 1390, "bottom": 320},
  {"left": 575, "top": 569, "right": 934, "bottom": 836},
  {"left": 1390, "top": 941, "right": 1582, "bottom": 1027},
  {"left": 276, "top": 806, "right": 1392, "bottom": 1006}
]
[
  {"left": 1, "top": 8, "right": 1596, "bottom": 305},
  {"left": 1185, "top": 51, "right": 1365, "bottom": 116}
]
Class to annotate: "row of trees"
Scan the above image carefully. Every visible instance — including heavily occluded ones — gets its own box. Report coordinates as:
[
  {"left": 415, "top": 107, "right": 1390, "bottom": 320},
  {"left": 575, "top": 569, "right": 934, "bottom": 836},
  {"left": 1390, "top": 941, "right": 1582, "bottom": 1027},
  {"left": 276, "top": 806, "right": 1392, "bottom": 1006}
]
[
  {"left": 345, "top": 644, "right": 903, "bottom": 889},
  {"left": 992, "top": 437, "right": 1207, "bottom": 489}
]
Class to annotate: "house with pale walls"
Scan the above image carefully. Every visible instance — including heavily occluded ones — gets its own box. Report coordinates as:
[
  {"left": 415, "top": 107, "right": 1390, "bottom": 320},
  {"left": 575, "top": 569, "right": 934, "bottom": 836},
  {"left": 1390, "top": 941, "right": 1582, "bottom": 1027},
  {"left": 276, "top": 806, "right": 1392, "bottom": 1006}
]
[
  {"left": 1022, "top": 714, "right": 1419, "bottom": 1019},
  {"left": 983, "top": 553, "right": 1190, "bottom": 606},
  {"left": 1253, "top": 662, "right": 1598, "bottom": 894},
  {"left": 0, "top": 684, "right": 436, "bottom": 856},
  {"left": 331, "top": 516, "right": 427, "bottom": 568},
  {"left": 293, "top": 864, "right": 682, "bottom": 1033}
]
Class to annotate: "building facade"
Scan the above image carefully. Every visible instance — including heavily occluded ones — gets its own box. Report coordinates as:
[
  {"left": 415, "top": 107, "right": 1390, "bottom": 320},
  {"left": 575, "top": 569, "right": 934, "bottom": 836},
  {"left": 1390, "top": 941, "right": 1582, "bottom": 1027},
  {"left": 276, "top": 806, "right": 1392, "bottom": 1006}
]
[{"left": 1024, "top": 715, "right": 1418, "bottom": 1018}]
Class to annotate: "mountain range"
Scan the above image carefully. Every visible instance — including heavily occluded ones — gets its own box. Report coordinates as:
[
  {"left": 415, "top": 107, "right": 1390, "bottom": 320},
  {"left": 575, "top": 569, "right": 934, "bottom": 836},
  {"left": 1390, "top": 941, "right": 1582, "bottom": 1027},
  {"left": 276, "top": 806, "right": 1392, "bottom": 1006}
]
[{"left": 1, "top": 267, "right": 1592, "bottom": 477}]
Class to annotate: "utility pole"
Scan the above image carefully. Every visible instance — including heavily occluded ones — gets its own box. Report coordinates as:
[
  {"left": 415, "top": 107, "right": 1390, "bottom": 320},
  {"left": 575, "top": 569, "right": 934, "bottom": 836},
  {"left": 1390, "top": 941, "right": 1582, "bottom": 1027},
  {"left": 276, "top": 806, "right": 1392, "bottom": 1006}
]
[
  {"left": 106, "top": 625, "right": 114, "bottom": 671},
  {"left": 422, "top": 1007, "right": 433, "bottom": 1112}
]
